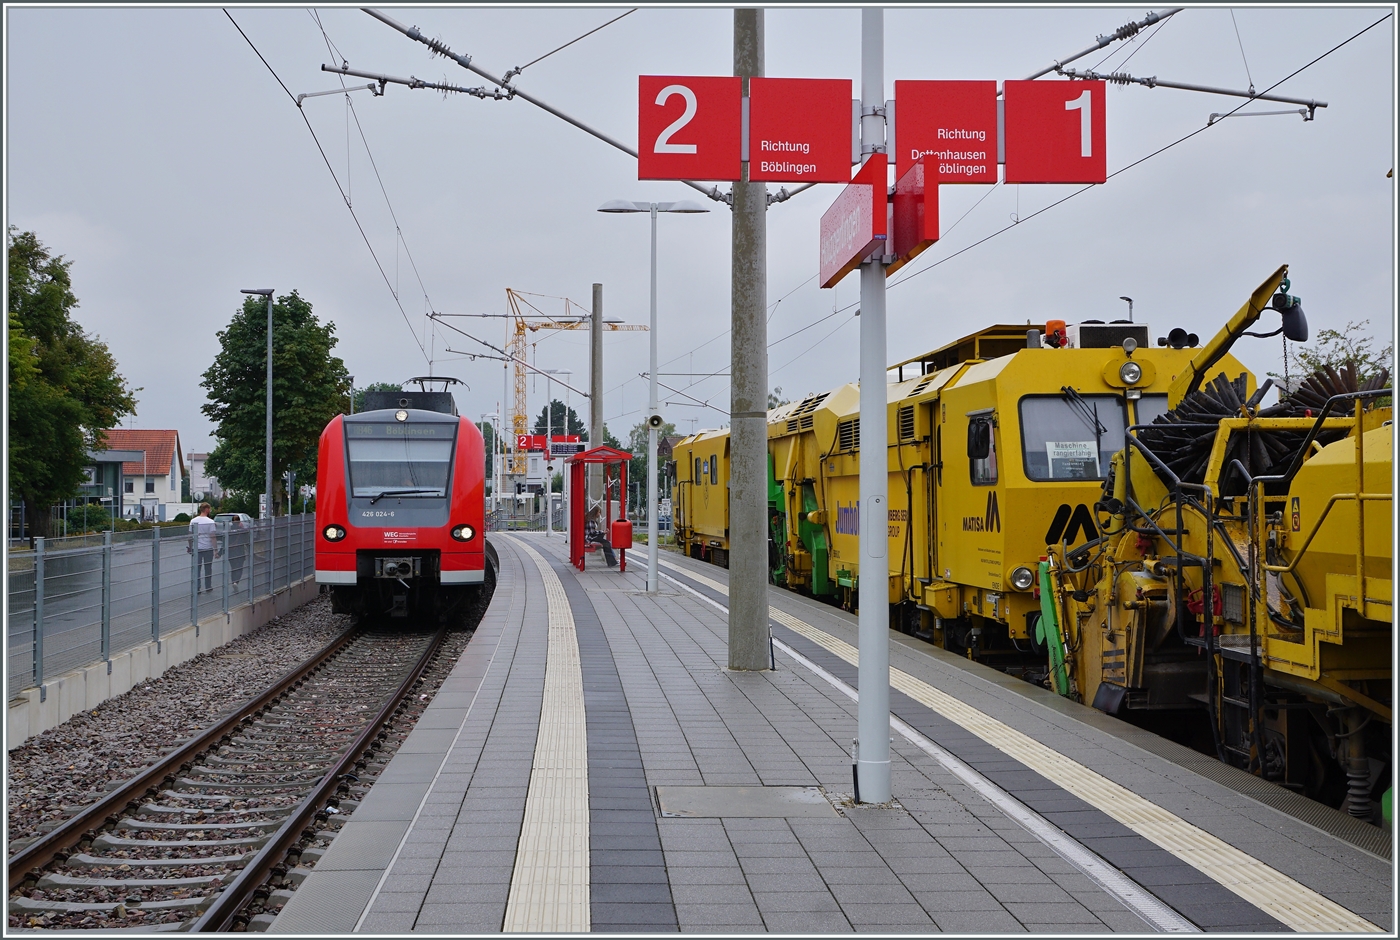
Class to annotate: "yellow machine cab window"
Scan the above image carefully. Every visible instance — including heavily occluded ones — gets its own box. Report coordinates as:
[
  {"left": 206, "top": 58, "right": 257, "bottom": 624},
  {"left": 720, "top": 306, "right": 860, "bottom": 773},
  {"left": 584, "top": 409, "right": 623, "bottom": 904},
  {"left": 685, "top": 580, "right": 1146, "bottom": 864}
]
[{"left": 1019, "top": 393, "right": 1126, "bottom": 481}]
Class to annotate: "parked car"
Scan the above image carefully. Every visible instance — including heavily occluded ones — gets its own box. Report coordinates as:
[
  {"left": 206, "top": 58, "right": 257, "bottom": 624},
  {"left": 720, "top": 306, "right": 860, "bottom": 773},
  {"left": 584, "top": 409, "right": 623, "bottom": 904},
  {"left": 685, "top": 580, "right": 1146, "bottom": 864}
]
[{"left": 214, "top": 513, "right": 253, "bottom": 525}]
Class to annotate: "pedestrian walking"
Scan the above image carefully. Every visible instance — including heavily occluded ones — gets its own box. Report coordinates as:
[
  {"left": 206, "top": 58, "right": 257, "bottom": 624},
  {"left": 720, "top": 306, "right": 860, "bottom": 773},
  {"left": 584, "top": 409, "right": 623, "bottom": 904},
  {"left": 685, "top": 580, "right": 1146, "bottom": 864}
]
[
  {"left": 227, "top": 516, "right": 249, "bottom": 590},
  {"left": 188, "top": 503, "right": 217, "bottom": 593}
]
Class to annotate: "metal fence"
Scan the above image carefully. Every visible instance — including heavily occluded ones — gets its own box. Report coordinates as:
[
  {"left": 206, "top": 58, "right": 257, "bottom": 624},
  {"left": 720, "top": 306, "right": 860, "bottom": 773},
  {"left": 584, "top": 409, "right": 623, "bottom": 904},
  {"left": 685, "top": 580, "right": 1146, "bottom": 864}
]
[{"left": 7, "top": 514, "right": 315, "bottom": 691}]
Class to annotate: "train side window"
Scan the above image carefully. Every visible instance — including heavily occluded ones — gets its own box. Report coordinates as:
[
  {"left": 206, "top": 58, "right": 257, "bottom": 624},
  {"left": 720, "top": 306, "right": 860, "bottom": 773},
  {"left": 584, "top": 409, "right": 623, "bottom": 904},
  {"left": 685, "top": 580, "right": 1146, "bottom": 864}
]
[
  {"left": 1135, "top": 393, "right": 1170, "bottom": 428},
  {"left": 696, "top": 457, "right": 702, "bottom": 483},
  {"left": 710, "top": 458, "right": 718, "bottom": 485},
  {"left": 967, "top": 413, "right": 997, "bottom": 486},
  {"left": 1018, "top": 394, "right": 1126, "bottom": 481}
]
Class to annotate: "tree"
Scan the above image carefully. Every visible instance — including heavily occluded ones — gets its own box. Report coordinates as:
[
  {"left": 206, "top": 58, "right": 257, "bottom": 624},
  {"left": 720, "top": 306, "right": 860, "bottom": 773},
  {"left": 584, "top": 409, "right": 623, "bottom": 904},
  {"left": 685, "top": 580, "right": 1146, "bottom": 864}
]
[
  {"left": 7, "top": 228, "right": 138, "bottom": 538},
  {"left": 533, "top": 399, "right": 587, "bottom": 437},
  {"left": 1271, "top": 319, "right": 1393, "bottom": 396},
  {"left": 768, "top": 386, "right": 790, "bottom": 409},
  {"left": 352, "top": 381, "right": 404, "bottom": 414},
  {"left": 201, "top": 291, "right": 350, "bottom": 515}
]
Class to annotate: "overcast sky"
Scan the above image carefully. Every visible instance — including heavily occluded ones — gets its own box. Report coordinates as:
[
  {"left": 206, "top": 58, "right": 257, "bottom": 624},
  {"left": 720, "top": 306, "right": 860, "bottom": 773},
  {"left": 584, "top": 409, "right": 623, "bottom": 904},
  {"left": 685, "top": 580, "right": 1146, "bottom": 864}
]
[{"left": 6, "top": 5, "right": 1394, "bottom": 458}]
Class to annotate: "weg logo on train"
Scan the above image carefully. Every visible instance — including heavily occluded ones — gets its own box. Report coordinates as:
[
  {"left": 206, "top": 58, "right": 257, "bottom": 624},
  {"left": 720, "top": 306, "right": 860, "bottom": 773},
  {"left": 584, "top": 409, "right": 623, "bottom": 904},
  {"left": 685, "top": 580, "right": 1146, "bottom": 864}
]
[{"left": 962, "top": 491, "right": 1001, "bottom": 533}]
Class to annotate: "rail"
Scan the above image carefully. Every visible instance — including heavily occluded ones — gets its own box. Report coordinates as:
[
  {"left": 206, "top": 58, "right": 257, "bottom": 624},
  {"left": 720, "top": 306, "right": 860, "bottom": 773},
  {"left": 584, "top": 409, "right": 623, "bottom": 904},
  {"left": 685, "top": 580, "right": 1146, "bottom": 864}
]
[
  {"left": 190, "top": 623, "right": 448, "bottom": 931},
  {"left": 6, "top": 514, "right": 315, "bottom": 690},
  {"left": 6, "top": 622, "right": 358, "bottom": 886}
]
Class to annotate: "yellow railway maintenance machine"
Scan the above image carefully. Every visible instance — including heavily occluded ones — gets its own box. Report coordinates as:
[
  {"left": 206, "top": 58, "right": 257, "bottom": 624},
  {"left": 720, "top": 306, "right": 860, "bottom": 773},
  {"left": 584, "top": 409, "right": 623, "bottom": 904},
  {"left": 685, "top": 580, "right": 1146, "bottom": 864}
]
[
  {"left": 1042, "top": 266, "right": 1392, "bottom": 818},
  {"left": 674, "top": 299, "right": 1251, "bottom": 674}
]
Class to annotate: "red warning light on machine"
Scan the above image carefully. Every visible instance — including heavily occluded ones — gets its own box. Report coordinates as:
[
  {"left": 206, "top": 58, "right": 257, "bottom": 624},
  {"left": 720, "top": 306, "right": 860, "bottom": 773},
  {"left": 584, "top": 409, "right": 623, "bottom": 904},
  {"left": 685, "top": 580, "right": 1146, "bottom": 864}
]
[
  {"left": 893, "top": 80, "right": 998, "bottom": 183},
  {"left": 748, "top": 77, "right": 853, "bottom": 183},
  {"left": 638, "top": 76, "right": 743, "bottom": 181},
  {"left": 1003, "top": 80, "right": 1106, "bottom": 184}
]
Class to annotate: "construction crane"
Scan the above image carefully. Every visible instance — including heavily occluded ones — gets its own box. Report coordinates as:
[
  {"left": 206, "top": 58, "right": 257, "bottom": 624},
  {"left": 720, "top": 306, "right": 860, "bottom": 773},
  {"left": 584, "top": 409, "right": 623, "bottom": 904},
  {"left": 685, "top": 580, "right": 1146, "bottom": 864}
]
[{"left": 502, "top": 290, "right": 646, "bottom": 474}]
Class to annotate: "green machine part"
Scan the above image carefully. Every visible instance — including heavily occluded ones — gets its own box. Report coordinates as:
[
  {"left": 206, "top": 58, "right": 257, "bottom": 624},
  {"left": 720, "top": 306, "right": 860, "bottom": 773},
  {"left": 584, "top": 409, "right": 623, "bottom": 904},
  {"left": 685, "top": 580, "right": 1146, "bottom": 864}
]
[
  {"left": 767, "top": 453, "right": 786, "bottom": 585},
  {"left": 1037, "top": 561, "right": 1071, "bottom": 696},
  {"left": 800, "top": 482, "right": 833, "bottom": 596}
]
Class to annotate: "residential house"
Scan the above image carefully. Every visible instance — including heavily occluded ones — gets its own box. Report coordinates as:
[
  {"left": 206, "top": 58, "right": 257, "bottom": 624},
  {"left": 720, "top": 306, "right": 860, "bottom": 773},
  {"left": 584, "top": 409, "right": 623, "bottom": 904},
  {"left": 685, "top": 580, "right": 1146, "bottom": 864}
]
[
  {"left": 102, "top": 429, "right": 187, "bottom": 521},
  {"left": 187, "top": 452, "right": 223, "bottom": 501}
]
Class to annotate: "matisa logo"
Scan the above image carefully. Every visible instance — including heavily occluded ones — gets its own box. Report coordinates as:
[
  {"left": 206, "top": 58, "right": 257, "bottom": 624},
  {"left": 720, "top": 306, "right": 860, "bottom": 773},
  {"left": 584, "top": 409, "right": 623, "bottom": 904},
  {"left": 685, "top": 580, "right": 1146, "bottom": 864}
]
[
  {"left": 962, "top": 491, "right": 1000, "bottom": 532},
  {"left": 1044, "top": 503, "right": 1096, "bottom": 545}
]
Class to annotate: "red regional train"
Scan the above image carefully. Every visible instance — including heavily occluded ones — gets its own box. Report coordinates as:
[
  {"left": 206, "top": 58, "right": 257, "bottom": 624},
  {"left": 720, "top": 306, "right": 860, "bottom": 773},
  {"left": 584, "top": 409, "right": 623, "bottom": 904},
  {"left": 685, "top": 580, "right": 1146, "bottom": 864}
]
[{"left": 314, "top": 380, "right": 490, "bottom": 621}]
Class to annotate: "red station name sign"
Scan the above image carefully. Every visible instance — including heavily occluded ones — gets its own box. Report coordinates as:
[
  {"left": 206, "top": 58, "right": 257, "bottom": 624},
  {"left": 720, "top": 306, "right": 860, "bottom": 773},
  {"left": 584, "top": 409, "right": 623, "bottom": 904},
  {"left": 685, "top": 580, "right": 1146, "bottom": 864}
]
[{"left": 819, "top": 153, "right": 886, "bottom": 289}]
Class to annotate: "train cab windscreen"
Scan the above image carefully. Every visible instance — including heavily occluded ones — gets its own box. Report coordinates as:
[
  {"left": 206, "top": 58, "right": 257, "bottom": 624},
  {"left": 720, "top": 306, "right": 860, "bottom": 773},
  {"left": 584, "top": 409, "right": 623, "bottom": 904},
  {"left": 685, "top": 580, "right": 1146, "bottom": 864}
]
[
  {"left": 346, "top": 423, "right": 456, "bottom": 498},
  {"left": 1018, "top": 394, "right": 1126, "bottom": 481},
  {"left": 1134, "top": 393, "right": 1170, "bottom": 428}
]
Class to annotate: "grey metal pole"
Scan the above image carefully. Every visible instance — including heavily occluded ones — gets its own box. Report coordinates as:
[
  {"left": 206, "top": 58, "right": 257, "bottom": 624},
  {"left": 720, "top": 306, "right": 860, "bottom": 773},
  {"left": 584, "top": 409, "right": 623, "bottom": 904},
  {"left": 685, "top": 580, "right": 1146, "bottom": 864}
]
[
  {"left": 590, "top": 283, "right": 605, "bottom": 505},
  {"left": 265, "top": 291, "right": 274, "bottom": 519},
  {"left": 545, "top": 395, "right": 553, "bottom": 536},
  {"left": 190, "top": 521, "right": 199, "bottom": 630},
  {"left": 101, "top": 531, "right": 112, "bottom": 663},
  {"left": 728, "top": 7, "right": 770, "bottom": 671},
  {"left": 856, "top": 6, "right": 892, "bottom": 804},
  {"left": 33, "top": 537, "right": 45, "bottom": 686},
  {"left": 221, "top": 522, "right": 230, "bottom": 615},
  {"left": 647, "top": 205, "right": 660, "bottom": 592},
  {"left": 151, "top": 525, "right": 161, "bottom": 645}
]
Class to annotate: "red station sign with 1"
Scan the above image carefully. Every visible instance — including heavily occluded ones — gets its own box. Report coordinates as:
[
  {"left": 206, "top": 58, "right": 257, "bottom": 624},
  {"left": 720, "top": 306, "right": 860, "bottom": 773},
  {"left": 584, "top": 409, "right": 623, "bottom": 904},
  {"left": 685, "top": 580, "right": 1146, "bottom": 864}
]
[
  {"left": 818, "top": 153, "right": 887, "bottom": 289},
  {"left": 893, "top": 80, "right": 998, "bottom": 184},
  {"left": 748, "top": 77, "right": 853, "bottom": 183},
  {"left": 1003, "top": 79, "right": 1106, "bottom": 184},
  {"left": 637, "top": 76, "right": 742, "bottom": 181}
]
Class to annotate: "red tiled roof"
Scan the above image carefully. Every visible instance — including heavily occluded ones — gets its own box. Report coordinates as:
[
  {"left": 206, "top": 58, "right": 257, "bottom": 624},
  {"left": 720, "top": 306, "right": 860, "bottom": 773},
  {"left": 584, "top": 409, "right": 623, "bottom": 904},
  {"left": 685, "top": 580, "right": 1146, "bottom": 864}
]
[{"left": 100, "top": 429, "right": 184, "bottom": 478}]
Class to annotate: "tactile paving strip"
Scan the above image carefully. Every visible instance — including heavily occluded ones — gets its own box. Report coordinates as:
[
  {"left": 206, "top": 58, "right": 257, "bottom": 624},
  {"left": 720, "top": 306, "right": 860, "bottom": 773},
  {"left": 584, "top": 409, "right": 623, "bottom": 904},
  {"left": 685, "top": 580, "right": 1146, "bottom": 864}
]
[
  {"left": 665, "top": 558, "right": 1381, "bottom": 935},
  {"left": 501, "top": 538, "right": 590, "bottom": 932}
]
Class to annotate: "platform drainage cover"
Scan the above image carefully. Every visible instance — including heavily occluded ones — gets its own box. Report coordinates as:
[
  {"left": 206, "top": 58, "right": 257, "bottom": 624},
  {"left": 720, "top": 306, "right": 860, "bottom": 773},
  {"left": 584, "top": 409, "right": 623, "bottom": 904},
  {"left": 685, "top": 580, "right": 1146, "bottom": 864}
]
[{"left": 656, "top": 786, "right": 836, "bottom": 818}]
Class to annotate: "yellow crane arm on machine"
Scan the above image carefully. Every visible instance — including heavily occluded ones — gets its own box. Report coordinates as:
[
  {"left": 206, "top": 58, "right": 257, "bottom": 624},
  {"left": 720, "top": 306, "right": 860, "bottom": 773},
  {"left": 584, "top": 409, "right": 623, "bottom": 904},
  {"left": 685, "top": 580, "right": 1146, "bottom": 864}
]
[{"left": 1168, "top": 264, "right": 1289, "bottom": 407}]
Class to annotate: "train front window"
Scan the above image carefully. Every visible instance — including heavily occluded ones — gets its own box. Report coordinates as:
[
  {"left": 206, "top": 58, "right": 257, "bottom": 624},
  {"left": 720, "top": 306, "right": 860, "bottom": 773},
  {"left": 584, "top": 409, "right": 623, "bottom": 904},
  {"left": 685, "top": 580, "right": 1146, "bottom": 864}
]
[
  {"left": 1135, "top": 393, "right": 1170, "bottom": 427},
  {"left": 1018, "top": 394, "right": 1126, "bottom": 481},
  {"left": 346, "top": 423, "right": 455, "bottom": 498}
]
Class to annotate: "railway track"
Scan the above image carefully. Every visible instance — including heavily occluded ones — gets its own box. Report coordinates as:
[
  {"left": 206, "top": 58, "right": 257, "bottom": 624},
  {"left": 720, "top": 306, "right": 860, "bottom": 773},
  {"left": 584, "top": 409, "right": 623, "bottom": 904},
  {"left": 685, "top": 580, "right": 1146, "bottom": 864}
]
[{"left": 7, "top": 617, "right": 472, "bottom": 932}]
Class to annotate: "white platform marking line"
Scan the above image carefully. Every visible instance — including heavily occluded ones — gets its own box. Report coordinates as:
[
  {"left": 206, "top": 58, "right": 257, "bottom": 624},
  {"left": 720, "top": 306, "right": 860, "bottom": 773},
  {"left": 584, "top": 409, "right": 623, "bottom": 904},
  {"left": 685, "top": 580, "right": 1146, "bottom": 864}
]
[
  {"left": 636, "top": 561, "right": 1189, "bottom": 934},
  {"left": 502, "top": 537, "right": 590, "bottom": 933},
  {"left": 653, "top": 557, "right": 1380, "bottom": 934}
]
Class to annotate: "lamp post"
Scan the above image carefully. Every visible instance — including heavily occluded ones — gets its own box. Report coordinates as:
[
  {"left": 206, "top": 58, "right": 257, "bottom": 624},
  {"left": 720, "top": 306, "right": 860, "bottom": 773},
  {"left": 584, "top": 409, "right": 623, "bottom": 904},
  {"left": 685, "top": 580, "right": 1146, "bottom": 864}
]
[
  {"left": 241, "top": 288, "right": 274, "bottom": 519},
  {"left": 1119, "top": 296, "right": 1134, "bottom": 322},
  {"left": 542, "top": 369, "right": 573, "bottom": 537},
  {"left": 597, "top": 199, "right": 708, "bottom": 592},
  {"left": 481, "top": 412, "right": 500, "bottom": 513}
]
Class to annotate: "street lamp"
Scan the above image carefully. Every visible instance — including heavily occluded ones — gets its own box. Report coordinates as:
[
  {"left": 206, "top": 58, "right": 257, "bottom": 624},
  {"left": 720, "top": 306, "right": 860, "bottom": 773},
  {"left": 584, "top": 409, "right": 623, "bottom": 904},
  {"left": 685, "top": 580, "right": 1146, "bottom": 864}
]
[
  {"left": 242, "top": 288, "right": 274, "bottom": 518},
  {"left": 481, "top": 412, "right": 500, "bottom": 513},
  {"left": 542, "top": 369, "right": 573, "bottom": 538},
  {"left": 597, "top": 199, "right": 708, "bottom": 592},
  {"left": 1119, "top": 296, "right": 1134, "bottom": 322}
]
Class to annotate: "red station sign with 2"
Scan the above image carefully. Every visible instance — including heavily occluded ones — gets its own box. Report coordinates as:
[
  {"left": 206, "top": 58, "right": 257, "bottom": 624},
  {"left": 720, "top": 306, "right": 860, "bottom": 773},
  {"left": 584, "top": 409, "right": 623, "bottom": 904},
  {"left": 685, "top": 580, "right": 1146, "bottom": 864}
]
[
  {"left": 1003, "top": 79, "right": 1107, "bottom": 184},
  {"left": 637, "top": 75, "right": 742, "bottom": 182},
  {"left": 748, "top": 77, "right": 853, "bottom": 184},
  {"left": 893, "top": 80, "right": 998, "bottom": 184}
]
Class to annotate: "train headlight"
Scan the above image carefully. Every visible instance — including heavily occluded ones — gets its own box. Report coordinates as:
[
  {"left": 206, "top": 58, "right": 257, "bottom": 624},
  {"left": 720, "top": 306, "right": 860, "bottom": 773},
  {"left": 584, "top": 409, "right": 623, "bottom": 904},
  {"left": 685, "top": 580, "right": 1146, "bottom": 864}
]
[
  {"left": 1119, "top": 361, "right": 1143, "bottom": 385},
  {"left": 1010, "top": 566, "right": 1036, "bottom": 591},
  {"left": 451, "top": 524, "right": 476, "bottom": 542},
  {"left": 323, "top": 524, "right": 347, "bottom": 542}
]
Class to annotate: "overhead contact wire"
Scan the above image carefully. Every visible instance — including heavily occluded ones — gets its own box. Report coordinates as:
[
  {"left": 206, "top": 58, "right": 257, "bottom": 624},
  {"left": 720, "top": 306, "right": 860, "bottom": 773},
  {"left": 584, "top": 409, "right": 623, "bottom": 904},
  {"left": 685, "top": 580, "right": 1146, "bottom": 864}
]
[
  {"left": 890, "top": 11, "right": 1391, "bottom": 291},
  {"left": 224, "top": 9, "right": 428, "bottom": 362}
]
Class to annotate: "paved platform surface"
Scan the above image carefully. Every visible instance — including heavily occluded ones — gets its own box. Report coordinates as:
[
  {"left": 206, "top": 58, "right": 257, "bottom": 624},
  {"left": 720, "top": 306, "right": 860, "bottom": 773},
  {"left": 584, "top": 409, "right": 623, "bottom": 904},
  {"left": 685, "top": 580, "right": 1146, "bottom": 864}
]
[{"left": 273, "top": 534, "right": 1392, "bottom": 934}]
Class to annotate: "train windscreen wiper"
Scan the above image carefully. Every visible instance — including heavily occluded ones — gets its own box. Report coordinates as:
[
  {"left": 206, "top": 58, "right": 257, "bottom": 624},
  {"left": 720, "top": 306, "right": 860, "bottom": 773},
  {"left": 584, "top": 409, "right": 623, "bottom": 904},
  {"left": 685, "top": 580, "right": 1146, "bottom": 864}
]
[{"left": 368, "top": 488, "right": 441, "bottom": 504}]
